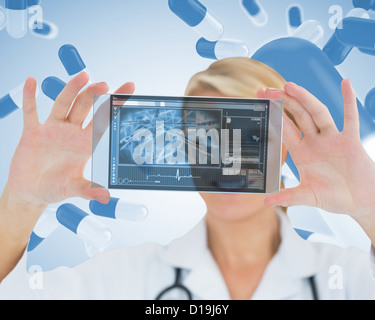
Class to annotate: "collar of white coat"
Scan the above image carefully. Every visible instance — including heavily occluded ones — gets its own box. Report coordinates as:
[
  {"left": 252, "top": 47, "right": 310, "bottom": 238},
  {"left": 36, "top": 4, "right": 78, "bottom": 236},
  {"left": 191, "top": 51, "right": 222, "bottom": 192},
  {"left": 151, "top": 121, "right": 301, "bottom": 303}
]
[{"left": 160, "top": 208, "right": 321, "bottom": 300}]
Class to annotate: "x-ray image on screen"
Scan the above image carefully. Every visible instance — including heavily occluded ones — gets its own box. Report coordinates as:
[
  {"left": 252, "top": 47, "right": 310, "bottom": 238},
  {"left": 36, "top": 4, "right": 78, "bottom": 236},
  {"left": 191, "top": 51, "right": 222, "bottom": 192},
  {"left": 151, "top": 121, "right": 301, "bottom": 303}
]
[{"left": 118, "top": 108, "right": 221, "bottom": 167}]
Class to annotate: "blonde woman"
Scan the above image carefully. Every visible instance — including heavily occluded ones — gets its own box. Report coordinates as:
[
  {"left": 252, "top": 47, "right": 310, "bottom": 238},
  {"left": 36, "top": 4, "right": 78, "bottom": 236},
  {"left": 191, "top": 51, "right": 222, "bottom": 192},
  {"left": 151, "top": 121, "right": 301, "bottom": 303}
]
[{"left": 1, "top": 58, "right": 375, "bottom": 300}]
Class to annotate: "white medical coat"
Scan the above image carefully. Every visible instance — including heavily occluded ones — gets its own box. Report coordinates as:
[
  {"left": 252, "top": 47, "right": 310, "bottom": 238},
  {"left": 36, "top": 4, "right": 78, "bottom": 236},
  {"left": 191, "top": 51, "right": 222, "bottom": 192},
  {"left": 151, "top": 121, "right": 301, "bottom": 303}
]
[{"left": 1, "top": 210, "right": 375, "bottom": 300}]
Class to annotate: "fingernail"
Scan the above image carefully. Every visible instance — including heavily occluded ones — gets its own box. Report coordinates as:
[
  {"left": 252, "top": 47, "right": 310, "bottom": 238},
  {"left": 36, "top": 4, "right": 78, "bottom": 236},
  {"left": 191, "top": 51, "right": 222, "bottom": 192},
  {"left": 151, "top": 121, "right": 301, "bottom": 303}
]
[
  {"left": 284, "top": 82, "right": 298, "bottom": 91},
  {"left": 267, "top": 88, "right": 283, "bottom": 92},
  {"left": 266, "top": 88, "right": 284, "bottom": 96},
  {"left": 95, "top": 196, "right": 110, "bottom": 204},
  {"left": 92, "top": 82, "right": 106, "bottom": 87}
]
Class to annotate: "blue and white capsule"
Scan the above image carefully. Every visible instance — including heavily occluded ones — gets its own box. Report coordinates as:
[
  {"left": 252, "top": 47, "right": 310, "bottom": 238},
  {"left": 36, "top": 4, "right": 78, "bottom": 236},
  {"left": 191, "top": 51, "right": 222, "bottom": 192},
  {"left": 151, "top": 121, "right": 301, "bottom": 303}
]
[
  {"left": 335, "top": 17, "right": 375, "bottom": 51},
  {"left": 291, "top": 20, "right": 324, "bottom": 45},
  {"left": 59, "top": 44, "right": 91, "bottom": 80},
  {"left": 287, "top": 4, "right": 304, "bottom": 35},
  {"left": 196, "top": 37, "right": 250, "bottom": 60},
  {"left": 28, "top": 207, "right": 59, "bottom": 252},
  {"left": 0, "top": 82, "right": 39, "bottom": 119},
  {"left": 42, "top": 76, "right": 66, "bottom": 101},
  {"left": 56, "top": 204, "right": 113, "bottom": 251},
  {"left": 168, "top": 0, "right": 224, "bottom": 42},
  {"left": 5, "top": 0, "right": 27, "bottom": 38},
  {"left": 0, "top": 6, "right": 7, "bottom": 31},
  {"left": 323, "top": 8, "right": 370, "bottom": 66},
  {"left": 89, "top": 198, "right": 148, "bottom": 222},
  {"left": 252, "top": 37, "right": 375, "bottom": 180},
  {"left": 241, "top": 0, "right": 268, "bottom": 28}
]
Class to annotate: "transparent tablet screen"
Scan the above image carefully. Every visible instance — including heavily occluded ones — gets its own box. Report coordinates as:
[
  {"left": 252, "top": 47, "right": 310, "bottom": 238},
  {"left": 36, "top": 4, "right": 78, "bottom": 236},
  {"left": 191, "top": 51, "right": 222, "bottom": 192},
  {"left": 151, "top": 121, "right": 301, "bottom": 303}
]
[{"left": 92, "top": 95, "right": 283, "bottom": 194}]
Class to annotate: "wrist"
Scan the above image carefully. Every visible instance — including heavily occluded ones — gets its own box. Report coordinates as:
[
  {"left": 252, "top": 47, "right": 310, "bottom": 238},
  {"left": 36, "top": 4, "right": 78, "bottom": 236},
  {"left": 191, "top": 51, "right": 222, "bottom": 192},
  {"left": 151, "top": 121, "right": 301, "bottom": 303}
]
[
  {"left": 3, "top": 182, "right": 47, "bottom": 213},
  {"left": 0, "top": 183, "right": 47, "bottom": 245}
]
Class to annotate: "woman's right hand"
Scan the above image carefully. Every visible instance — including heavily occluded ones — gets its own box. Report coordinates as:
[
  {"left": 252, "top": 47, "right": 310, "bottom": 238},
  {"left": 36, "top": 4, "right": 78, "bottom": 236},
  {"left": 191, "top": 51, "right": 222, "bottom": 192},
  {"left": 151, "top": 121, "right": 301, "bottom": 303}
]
[
  {"left": 0, "top": 72, "right": 136, "bottom": 280},
  {"left": 6, "top": 72, "right": 135, "bottom": 211}
]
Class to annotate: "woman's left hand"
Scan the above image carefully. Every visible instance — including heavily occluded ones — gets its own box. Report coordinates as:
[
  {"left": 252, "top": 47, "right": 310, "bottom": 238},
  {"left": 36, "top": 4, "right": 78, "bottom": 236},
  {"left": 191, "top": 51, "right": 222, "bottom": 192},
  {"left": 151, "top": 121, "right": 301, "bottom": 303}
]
[{"left": 261, "top": 80, "right": 375, "bottom": 224}]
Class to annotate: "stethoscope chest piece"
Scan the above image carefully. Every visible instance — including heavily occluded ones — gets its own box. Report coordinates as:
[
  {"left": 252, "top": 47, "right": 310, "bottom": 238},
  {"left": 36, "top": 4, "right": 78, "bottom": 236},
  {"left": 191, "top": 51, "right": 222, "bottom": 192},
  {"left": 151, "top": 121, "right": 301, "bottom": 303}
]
[{"left": 155, "top": 268, "right": 193, "bottom": 300}]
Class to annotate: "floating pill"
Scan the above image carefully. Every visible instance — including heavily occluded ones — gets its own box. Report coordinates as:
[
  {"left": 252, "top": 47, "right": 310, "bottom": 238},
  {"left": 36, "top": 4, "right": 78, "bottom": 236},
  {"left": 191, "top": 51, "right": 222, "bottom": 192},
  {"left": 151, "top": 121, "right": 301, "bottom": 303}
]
[
  {"left": 30, "top": 20, "right": 58, "bottom": 40},
  {"left": 5, "top": 0, "right": 27, "bottom": 38},
  {"left": 168, "top": 0, "right": 224, "bottom": 42},
  {"left": 0, "top": 82, "right": 39, "bottom": 119},
  {"left": 56, "top": 204, "right": 113, "bottom": 251},
  {"left": 42, "top": 76, "right": 66, "bottom": 101},
  {"left": 365, "top": 88, "right": 375, "bottom": 119},
  {"left": 89, "top": 197, "right": 149, "bottom": 222},
  {"left": 59, "top": 44, "right": 88, "bottom": 77},
  {"left": 323, "top": 8, "right": 370, "bottom": 66},
  {"left": 0, "top": 84, "right": 23, "bottom": 118},
  {"left": 352, "top": 0, "right": 375, "bottom": 10},
  {"left": 287, "top": 5, "right": 303, "bottom": 35},
  {"left": 291, "top": 20, "right": 324, "bottom": 45},
  {"left": 0, "top": 6, "right": 6, "bottom": 31},
  {"left": 336, "top": 17, "right": 375, "bottom": 50},
  {"left": 27, "top": 0, "right": 40, "bottom": 6},
  {"left": 28, "top": 207, "right": 59, "bottom": 252},
  {"left": 196, "top": 37, "right": 250, "bottom": 60},
  {"left": 252, "top": 37, "right": 375, "bottom": 180},
  {"left": 241, "top": 0, "right": 268, "bottom": 28}
]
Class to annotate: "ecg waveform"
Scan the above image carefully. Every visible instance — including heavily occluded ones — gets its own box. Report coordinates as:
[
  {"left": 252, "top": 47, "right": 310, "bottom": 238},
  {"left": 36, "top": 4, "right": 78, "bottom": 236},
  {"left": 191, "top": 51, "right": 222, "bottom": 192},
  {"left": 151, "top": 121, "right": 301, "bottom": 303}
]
[{"left": 147, "top": 169, "right": 201, "bottom": 182}]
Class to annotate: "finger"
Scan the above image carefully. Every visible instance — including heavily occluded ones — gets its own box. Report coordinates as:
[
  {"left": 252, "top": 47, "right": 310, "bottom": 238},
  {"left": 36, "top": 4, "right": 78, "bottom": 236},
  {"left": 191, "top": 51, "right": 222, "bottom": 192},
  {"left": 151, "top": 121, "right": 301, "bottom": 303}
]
[
  {"left": 284, "top": 82, "right": 338, "bottom": 134},
  {"left": 85, "top": 82, "right": 135, "bottom": 134},
  {"left": 341, "top": 79, "right": 360, "bottom": 138},
  {"left": 262, "top": 88, "right": 302, "bottom": 151},
  {"left": 256, "top": 88, "right": 266, "bottom": 99},
  {"left": 264, "top": 185, "right": 317, "bottom": 208},
  {"left": 265, "top": 88, "right": 319, "bottom": 135},
  {"left": 48, "top": 72, "right": 90, "bottom": 122},
  {"left": 22, "top": 77, "right": 39, "bottom": 130},
  {"left": 282, "top": 112, "right": 302, "bottom": 153},
  {"left": 66, "top": 82, "right": 109, "bottom": 126}
]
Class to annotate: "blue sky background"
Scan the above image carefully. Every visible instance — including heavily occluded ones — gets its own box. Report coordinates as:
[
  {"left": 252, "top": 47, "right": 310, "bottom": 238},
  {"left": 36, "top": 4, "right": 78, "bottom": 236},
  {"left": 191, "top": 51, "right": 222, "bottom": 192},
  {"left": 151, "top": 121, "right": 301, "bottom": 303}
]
[{"left": 1, "top": 0, "right": 375, "bottom": 271}]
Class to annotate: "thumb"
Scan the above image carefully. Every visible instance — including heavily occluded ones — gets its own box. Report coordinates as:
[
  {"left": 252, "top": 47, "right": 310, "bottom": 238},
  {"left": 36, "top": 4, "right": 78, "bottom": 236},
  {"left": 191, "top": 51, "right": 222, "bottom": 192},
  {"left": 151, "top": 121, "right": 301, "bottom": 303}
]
[
  {"left": 71, "top": 179, "right": 110, "bottom": 204},
  {"left": 264, "top": 186, "right": 317, "bottom": 208}
]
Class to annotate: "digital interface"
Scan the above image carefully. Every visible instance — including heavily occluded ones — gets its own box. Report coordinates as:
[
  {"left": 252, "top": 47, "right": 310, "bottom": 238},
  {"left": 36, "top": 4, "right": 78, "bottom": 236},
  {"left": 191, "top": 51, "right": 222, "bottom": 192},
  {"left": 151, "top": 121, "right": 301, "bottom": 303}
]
[{"left": 108, "top": 95, "right": 270, "bottom": 193}]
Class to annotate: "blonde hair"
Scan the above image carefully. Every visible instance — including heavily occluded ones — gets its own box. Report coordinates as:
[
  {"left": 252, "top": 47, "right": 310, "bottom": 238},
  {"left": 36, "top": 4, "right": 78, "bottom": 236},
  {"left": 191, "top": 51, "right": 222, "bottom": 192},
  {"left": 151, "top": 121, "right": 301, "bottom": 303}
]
[{"left": 185, "top": 57, "right": 286, "bottom": 98}]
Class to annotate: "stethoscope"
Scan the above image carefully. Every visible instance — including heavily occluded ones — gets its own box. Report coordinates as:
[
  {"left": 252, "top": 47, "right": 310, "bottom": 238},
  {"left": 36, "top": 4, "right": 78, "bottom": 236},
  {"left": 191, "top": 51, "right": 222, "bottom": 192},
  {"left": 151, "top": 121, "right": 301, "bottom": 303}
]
[
  {"left": 156, "top": 267, "right": 319, "bottom": 300},
  {"left": 155, "top": 268, "right": 193, "bottom": 300}
]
